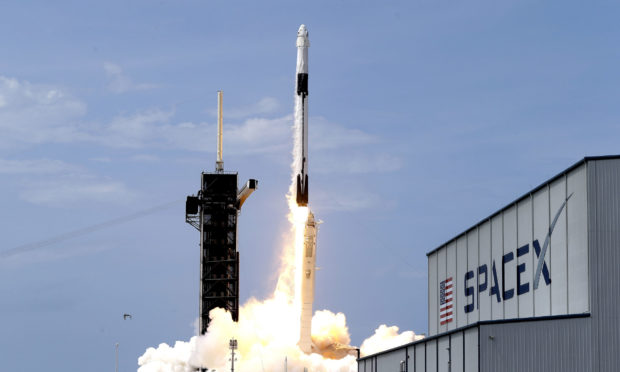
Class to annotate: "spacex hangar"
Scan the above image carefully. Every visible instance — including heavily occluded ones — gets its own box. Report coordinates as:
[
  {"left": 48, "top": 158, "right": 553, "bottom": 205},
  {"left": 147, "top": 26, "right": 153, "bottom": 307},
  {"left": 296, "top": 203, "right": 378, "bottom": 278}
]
[{"left": 358, "top": 156, "right": 620, "bottom": 372}]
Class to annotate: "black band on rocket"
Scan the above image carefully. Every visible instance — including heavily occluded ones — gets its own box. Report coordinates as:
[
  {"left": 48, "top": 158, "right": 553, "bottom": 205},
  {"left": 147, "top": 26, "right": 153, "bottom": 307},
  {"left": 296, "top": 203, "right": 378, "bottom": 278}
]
[{"left": 297, "top": 73, "right": 308, "bottom": 96}]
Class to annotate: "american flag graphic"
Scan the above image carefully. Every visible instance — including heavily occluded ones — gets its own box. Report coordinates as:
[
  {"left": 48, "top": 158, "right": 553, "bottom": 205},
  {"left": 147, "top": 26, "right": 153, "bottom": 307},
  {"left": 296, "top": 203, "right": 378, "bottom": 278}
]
[{"left": 439, "top": 277, "right": 453, "bottom": 325}]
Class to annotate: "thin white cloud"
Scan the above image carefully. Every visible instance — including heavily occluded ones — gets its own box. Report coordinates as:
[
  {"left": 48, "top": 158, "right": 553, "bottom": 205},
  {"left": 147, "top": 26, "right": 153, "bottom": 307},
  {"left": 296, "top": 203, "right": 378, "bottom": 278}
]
[
  {"left": 0, "top": 76, "right": 402, "bottom": 213},
  {"left": 0, "top": 157, "right": 133, "bottom": 207},
  {"left": 97, "top": 109, "right": 175, "bottom": 148},
  {"left": 0, "top": 158, "right": 80, "bottom": 174},
  {"left": 223, "top": 97, "right": 280, "bottom": 119},
  {"left": 107, "top": 111, "right": 379, "bottom": 155},
  {"left": 130, "top": 154, "right": 159, "bottom": 162},
  {"left": 103, "top": 62, "right": 157, "bottom": 94},
  {"left": 310, "top": 116, "right": 377, "bottom": 150},
  {"left": 89, "top": 111, "right": 290, "bottom": 154},
  {"left": 312, "top": 188, "right": 385, "bottom": 212},
  {"left": 89, "top": 157, "right": 112, "bottom": 163},
  {"left": 313, "top": 152, "right": 403, "bottom": 174},
  {"left": 0, "top": 76, "right": 398, "bottom": 175},
  {"left": 224, "top": 115, "right": 292, "bottom": 154},
  {"left": 20, "top": 175, "right": 133, "bottom": 207},
  {"left": 397, "top": 269, "right": 427, "bottom": 279},
  {"left": 2, "top": 242, "right": 112, "bottom": 265},
  {"left": 0, "top": 75, "right": 88, "bottom": 149}
]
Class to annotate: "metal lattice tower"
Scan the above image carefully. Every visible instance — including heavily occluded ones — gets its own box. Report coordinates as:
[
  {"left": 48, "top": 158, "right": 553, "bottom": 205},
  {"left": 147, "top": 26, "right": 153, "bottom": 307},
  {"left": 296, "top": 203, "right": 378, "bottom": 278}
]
[{"left": 185, "top": 91, "right": 256, "bottom": 335}]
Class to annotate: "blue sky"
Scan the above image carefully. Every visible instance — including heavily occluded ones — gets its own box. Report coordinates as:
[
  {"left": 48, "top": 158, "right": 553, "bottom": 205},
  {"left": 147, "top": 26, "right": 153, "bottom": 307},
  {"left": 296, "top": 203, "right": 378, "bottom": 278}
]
[{"left": 1, "top": 1, "right": 620, "bottom": 370}]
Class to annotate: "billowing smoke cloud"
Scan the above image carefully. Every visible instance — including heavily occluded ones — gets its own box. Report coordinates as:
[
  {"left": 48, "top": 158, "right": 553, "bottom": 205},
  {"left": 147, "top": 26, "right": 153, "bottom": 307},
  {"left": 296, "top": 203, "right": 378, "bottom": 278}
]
[
  {"left": 138, "top": 305, "right": 421, "bottom": 371},
  {"left": 360, "top": 325, "right": 425, "bottom": 357},
  {"left": 139, "top": 339, "right": 195, "bottom": 372}
]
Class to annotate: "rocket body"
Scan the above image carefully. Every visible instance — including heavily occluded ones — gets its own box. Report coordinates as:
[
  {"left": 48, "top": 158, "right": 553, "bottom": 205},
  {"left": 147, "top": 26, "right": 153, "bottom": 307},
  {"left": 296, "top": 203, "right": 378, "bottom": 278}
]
[
  {"left": 294, "top": 24, "right": 316, "bottom": 355},
  {"left": 295, "top": 24, "right": 310, "bottom": 207},
  {"left": 299, "top": 211, "right": 317, "bottom": 354}
]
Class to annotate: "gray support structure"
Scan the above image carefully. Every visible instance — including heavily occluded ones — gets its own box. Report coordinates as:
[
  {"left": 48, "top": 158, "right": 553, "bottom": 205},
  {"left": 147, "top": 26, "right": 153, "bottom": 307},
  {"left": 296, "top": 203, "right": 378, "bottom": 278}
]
[
  {"left": 479, "top": 317, "right": 591, "bottom": 372},
  {"left": 184, "top": 90, "right": 258, "bottom": 339},
  {"left": 186, "top": 173, "right": 256, "bottom": 335},
  {"left": 587, "top": 158, "right": 620, "bottom": 371}
]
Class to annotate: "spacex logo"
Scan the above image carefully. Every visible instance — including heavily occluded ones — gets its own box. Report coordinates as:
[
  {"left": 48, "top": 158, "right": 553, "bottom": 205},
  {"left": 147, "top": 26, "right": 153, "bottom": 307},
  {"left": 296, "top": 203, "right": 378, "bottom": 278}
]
[{"left": 461, "top": 194, "right": 572, "bottom": 314}]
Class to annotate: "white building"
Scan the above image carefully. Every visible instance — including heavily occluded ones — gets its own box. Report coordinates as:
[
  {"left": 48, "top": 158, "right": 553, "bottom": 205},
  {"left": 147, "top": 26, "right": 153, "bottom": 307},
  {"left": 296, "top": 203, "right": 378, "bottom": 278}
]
[{"left": 358, "top": 156, "right": 620, "bottom": 372}]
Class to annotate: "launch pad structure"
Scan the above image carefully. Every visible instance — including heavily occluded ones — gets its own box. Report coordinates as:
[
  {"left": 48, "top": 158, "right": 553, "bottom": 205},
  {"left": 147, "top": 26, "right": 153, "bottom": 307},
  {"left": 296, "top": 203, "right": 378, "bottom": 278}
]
[{"left": 185, "top": 91, "right": 257, "bottom": 335}]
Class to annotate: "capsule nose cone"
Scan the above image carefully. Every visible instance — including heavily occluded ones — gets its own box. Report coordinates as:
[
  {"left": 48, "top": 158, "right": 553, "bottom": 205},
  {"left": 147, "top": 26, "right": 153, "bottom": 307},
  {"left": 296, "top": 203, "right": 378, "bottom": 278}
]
[
  {"left": 298, "top": 24, "right": 308, "bottom": 36},
  {"left": 297, "top": 24, "right": 310, "bottom": 47}
]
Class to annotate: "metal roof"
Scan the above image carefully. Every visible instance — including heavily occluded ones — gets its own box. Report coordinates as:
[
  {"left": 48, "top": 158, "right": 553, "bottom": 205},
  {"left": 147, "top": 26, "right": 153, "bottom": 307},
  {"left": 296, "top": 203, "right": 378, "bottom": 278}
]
[{"left": 356, "top": 313, "right": 590, "bottom": 361}]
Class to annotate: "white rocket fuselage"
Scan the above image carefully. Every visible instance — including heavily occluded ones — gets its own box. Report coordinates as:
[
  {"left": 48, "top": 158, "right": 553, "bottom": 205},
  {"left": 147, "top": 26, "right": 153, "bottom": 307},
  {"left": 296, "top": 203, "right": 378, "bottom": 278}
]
[
  {"left": 295, "top": 24, "right": 309, "bottom": 207},
  {"left": 295, "top": 24, "right": 316, "bottom": 355},
  {"left": 299, "top": 211, "right": 317, "bottom": 354}
]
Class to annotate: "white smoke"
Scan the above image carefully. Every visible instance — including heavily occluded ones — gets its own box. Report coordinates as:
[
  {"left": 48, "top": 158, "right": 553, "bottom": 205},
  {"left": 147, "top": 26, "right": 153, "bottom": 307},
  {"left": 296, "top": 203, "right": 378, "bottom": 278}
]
[
  {"left": 138, "top": 339, "right": 195, "bottom": 372},
  {"left": 138, "top": 305, "right": 421, "bottom": 371},
  {"left": 360, "top": 325, "right": 425, "bottom": 357}
]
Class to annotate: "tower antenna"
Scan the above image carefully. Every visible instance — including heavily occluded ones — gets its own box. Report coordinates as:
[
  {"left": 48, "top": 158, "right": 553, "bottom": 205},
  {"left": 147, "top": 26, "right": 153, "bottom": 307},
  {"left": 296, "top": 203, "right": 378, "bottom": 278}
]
[{"left": 216, "top": 90, "right": 224, "bottom": 172}]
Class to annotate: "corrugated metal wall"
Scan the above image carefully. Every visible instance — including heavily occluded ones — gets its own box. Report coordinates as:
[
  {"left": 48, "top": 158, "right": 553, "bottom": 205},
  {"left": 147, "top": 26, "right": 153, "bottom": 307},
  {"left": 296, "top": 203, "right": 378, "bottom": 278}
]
[
  {"left": 414, "top": 343, "right": 425, "bottom": 371},
  {"left": 588, "top": 158, "right": 620, "bottom": 371},
  {"left": 463, "top": 328, "right": 478, "bottom": 372},
  {"left": 358, "top": 317, "right": 595, "bottom": 372},
  {"left": 358, "top": 327, "right": 479, "bottom": 372},
  {"left": 427, "top": 163, "right": 590, "bottom": 335},
  {"left": 376, "top": 348, "right": 407, "bottom": 371},
  {"left": 479, "top": 317, "right": 591, "bottom": 372}
]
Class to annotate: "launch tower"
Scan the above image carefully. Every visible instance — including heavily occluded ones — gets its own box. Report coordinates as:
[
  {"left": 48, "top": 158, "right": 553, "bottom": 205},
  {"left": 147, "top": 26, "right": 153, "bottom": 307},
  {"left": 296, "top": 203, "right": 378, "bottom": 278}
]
[{"left": 185, "top": 91, "right": 257, "bottom": 335}]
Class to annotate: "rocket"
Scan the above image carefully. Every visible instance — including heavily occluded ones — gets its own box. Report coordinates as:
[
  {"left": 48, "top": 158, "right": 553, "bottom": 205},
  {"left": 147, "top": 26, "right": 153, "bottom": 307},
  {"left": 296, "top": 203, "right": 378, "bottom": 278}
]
[
  {"left": 291, "top": 25, "right": 355, "bottom": 358},
  {"left": 294, "top": 25, "right": 317, "bottom": 354},
  {"left": 299, "top": 211, "right": 317, "bottom": 354},
  {"left": 294, "top": 24, "right": 310, "bottom": 207}
]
